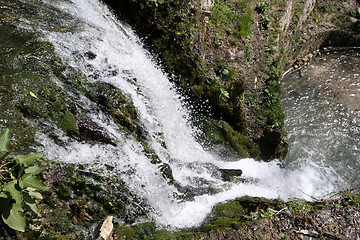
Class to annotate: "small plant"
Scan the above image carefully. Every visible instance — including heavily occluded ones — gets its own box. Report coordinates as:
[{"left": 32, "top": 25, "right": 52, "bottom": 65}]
[
  {"left": 255, "top": 2, "right": 270, "bottom": 14},
  {"left": 260, "top": 15, "right": 271, "bottom": 30},
  {"left": 345, "top": 191, "right": 360, "bottom": 206},
  {"left": 348, "top": 9, "right": 358, "bottom": 18},
  {"left": 0, "top": 128, "right": 48, "bottom": 232},
  {"left": 286, "top": 198, "right": 312, "bottom": 215},
  {"left": 244, "top": 207, "right": 277, "bottom": 219}
]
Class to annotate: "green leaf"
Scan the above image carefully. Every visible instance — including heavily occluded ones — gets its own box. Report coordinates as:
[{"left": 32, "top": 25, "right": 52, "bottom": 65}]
[
  {"left": 3, "top": 182, "right": 23, "bottom": 204},
  {"left": 2, "top": 203, "right": 25, "bottom": 232},
  {"left": 0, "top": 192, "right": 11, "bottom": 198},
  {"left": 25, "top": 187, "right": 43, "bottom": 200},
  {"left": 0, "top": 192, "right": 8, "bottom": 198},
  {"left": 23, "top": 192, "right": 41, "bottom": 217},
  {"left": 19, "top": 174, "right": 49, "bottom": 191},
  {"left": 27, "top": 190, "right": 43, "bottom": 200},
  {"left": 15, "top": 152, "right": 43, "bottom": 167},
  {"left": 0, "top": 128, "right": 10, "bottom": 153},
  {"left": 25, "top": 166, "right": 46, "bottom": 175}
]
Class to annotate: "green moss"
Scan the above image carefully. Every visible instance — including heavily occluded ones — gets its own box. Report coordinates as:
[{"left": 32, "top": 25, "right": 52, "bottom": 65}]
[
  {"left": 210, "top": 0, "right": 253, "bottom": 38},
  {"left": 197, "top": 118, "right": 260, "bottom": 158},
  {"left": 200, "top": 197, "right": 284, "bottom": 232},
  {"left": 87, "top": 82, "right": 138, "bottom": 134},
  {"left": 212, "top": 200, "right": 245, "bottom": 218},
  {"left": 115, "top": 225, "right": 136, "bottom": 239},
  {"left": 0, "top": 23, "right": 84, "bottom": 146},
  {"left": 30, "top": 161, "right": 149, "bottom": 239}
]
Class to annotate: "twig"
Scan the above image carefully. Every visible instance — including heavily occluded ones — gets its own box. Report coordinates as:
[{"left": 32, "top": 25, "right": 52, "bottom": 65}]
[{"left": 298, "top": 188, "right": 320, "bottom": 201}]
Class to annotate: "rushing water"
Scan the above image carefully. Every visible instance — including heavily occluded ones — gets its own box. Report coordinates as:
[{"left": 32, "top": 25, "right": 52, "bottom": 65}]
[{"left": 13, "top": 0, "right": 360, "bottom": 229}]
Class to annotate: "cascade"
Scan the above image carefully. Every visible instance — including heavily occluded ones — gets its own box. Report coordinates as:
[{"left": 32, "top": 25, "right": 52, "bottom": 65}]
[{"left": 11, "top": 0, "right": 359, "bottom": 229}]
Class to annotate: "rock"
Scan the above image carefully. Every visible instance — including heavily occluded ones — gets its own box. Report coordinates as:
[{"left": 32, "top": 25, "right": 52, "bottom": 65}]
[
  {"left": 219, "top": 169, "right": 243, "bottom": 182},
  {"left": 78, "top": 116, "right": 116, "bottom": 145},
  {"left": 174, "top": 179, "right": 217, "bottom": 197},
  {"left": 222, "top": 69, "right": 229, "bottom": 75},
  {"left": 97, "top": 216, "right": 114, "bottom": 240},
  {"left": 159, "top": 163, "right": 174, "bottom": 184},
  {"left": 84, "top": 51, "right": 97, "bottom": 60}
]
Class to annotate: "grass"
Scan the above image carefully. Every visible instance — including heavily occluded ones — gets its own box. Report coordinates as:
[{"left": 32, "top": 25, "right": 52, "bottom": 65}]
[{"left": 210, "top": 0, "right": 253, "bottom": 39}]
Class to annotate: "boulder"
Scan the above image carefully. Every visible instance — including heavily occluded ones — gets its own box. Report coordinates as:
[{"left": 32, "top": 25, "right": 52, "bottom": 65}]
[{"left": 78, "top": 116, "right": 116, "bottom": 145}]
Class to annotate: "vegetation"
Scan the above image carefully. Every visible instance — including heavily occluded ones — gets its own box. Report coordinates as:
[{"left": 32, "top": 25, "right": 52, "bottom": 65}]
[
  {"left": 0, "top": 128, "right": 48, "bottom": 232},
  {"left": 210, "top": 0, "right": 253, "bottom": 39}
]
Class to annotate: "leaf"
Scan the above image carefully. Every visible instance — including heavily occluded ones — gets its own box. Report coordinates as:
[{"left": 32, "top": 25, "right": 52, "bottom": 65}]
[
  {"left": 27, "top": 190, "right": 43, "bottom": 200},
  {"left": 3, "top": 182, "right": 23, "bottom": 204},
  {"left": 25, "top": 187, "right": 43, "bottom": 200},
  {"left": 19, "top": 174, "right": 49, "bottom": 191},
  {"left": 0, "top": 128, "right": 10, "bottom": 153},
  {"left": 25, "top": 166, "right": 46, "bottom": 175},
  {"left": 0, "top": 192, "right": 8, "bottom": 198},
  {"left": 220, "top": 87, "right": 230, "bottom": 98},
  {"left": 29, "top": 92, "right": 37, "bottom": 99},
  {"left": 2, "top": 203, "right": 25, "bottom": 232},
  {"left": 23, "top": 192, "right": 41, "bottom": 217},
  {"left": 15, "top": 152, "right": 43, "bottom": 167}
]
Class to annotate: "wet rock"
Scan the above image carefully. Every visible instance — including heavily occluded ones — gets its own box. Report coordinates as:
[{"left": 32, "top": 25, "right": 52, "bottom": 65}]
[
  {"left": 77, "top": 116, "right": 116, "bottom": 145},
  {"left": 219, "top": 169, "right": 243, "bottom": 182},
  {"left": 174, "top": 179, "right": 217, "bottom": 197},
  {"left": 84, "top": 51, "right": 97, "bottom": 60},
  {"left": 159, "top": 163, "right": 174, "bottom": 184},
  {"left": 89, "top": 83, "right": 138, "bottom": 133}
]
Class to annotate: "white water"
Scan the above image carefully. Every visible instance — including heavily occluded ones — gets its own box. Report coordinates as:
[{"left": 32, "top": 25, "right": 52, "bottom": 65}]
[{"left": 23, "top": 0, "right": 348, "bottom": 229}]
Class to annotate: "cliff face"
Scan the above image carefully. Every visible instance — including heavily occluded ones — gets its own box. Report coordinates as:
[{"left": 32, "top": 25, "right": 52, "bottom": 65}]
[{"left": 104, "top": 0, "right": 360, "bottom": 160}]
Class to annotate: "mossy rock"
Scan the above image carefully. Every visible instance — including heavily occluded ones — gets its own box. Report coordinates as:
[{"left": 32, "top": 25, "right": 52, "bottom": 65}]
[
  {"left": 86, "top": 82, "right": 138, "bottom": 134},
  {"left": 197, "top": 117, "right": 260, "bottom": 159},
  {"left": 0, "top": 23, "right": 81, "bottom": 148}
]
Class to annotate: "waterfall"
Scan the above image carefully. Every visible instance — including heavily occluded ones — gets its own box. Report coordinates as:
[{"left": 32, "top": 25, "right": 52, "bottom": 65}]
[{"left": 16, "top": 0, "right": 352, "bottom": 229}]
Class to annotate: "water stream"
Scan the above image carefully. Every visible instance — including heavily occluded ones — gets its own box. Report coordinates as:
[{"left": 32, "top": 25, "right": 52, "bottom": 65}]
[
  {"left": 12, "top": 0, "right": 360, "bottom": 229},
  {"left": 282, "top": 50, "right": 360, "bottom": 190}
]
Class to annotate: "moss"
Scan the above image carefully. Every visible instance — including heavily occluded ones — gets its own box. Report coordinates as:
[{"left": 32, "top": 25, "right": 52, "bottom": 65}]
[
  {"left": 86, "top": 82, "right": 138, "bottom": 134},
  {"left": 115, "top": 225, "right": 136, "bottom": 239},
  {"left": 113, "top": 223, "right": 200, "bottom": 240},
  {"left": 197, "top": 118, "right": 260, "bottom": 159},
  {"left": 0, "top": 8, "right": 140, "bottom": 146},
  {"left": 0, "top": 23, "right": 83, "bottom": 147}
]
